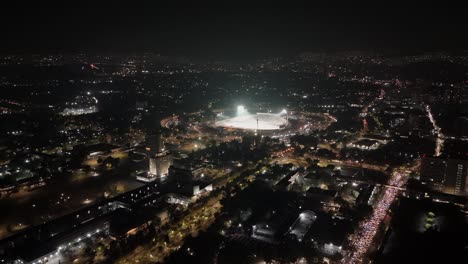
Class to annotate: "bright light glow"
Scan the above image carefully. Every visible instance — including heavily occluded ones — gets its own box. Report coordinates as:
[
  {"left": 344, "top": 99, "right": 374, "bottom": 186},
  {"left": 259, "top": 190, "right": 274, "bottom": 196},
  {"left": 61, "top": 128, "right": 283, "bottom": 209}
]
[
  {"left": 237, "top": 105, "right": 247, "bottom": 116},
  {"left": 281, "top": 109, "right": 287, "bottom": 115},
  {"left": 217, "top": 113, "right": 287, "bottom": 131}
]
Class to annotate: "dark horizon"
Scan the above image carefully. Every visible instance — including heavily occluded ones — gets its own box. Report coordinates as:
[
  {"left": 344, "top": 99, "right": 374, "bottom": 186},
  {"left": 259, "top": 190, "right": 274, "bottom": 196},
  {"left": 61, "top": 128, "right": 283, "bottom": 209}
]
[{"left": 1, "top": 4, "right": 467, "bottom": 60}]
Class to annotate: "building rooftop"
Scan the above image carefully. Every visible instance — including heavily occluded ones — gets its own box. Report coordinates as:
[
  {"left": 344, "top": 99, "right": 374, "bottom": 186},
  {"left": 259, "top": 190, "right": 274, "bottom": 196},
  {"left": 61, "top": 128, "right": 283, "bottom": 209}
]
[
  {"left": 306, "top": 187, "right": 337, "bottom": 198},
  {"left": 288, "top": 210, "right": 317, "bottom": 241},
  {"left": 309, "top": 214, "right": 351, "bottom": 246}
]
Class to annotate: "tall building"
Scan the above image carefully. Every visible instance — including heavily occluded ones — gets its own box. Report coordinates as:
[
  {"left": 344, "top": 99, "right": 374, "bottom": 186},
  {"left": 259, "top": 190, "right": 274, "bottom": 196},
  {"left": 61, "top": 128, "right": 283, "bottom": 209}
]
[
  {"left": 420, "top": 156, "right": 468, "bottom": 195},
  {"left": 148, "top": 151, "right": 173, "bottom": 177},
  {"left": 445, "top": 159, "right": 468, "bottom": 195},
  {"left": 137, "top": 131, "right": 173, "bottom": 182},
  {"left": 145, "top": 133, "right": 163, "bottom": 154},
  {"left": 454, "top": 117, "right": 468, "bottom": 137},
  {"left": 420, "top": 157, "right": 446, "bottom": 190}
]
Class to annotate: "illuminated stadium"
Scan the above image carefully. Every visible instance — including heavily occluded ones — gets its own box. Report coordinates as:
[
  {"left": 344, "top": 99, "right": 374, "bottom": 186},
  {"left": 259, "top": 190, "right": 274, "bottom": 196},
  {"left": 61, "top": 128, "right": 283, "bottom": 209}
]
[{"left": 215, "top": 105, "right": 288, "bottom": 131}]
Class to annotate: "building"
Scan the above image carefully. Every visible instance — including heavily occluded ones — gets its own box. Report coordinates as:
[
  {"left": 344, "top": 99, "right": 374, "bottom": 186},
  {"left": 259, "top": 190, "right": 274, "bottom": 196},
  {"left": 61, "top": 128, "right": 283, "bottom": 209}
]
[
  {"left": 136, "top": 171, "right": 155, "bottom": 183},
  {"left": 287, "top": 210, "right": 317, "bottom": 242},
  {"left": 445, "top": 158, "right": 468, "bottom": 195},
  {"left": 165, "top": 193, "right": 191, "bottom": 206},
  {"left": 274, "top": 169, "right": 303, "bottom": 191},
  {"left": 138, "top": 131, "right": 173, "bottom": 182},
  {"left": 145, "top": 133, "right": 163, "bottom": 154},
  {"left": 403, "top": 182, "right": 467, "bottom": 208},
  {"left": 420, "top": 156, "right": 468, "bottom": 195},
  {"left": 347, "top": 139, "right": 381, "bottom": 150},
  {"left": 148, "top": 151, "right": 173, "bottom": 177},
  {"left": 306, "top": 187, "right": 337, "bottom": 202},
  {"left": 173, "top": 180, "right": 213, "bottom": 198},
  {"left": 192, "top": 181, "right": 213, "bottom": 196},
  {"left": 60, "top": 94, "right": 99, "bottom": 116},
  {"left": 135, "top": 101, "right": 148, "bottom": 111},
  {"left": 356, "top": 185, "right": 376, "bottom": 206},
  {"left": 251, "top": 210, "right": 291, "bottom": 244},
  {"left": 168, "top": 166, "right": 194, "bottom": 183},
  {"left": 0, "top": 180, "right": 163, "bottom": 263},
  {"left": 309, "top": 215, "right": 351, "bottom": 256},
  {"left": 420, "top": 157, "right": 446, "bottom": 190},
  {"left": 454, "top": 117, "right": 468, "bottom": 137}
]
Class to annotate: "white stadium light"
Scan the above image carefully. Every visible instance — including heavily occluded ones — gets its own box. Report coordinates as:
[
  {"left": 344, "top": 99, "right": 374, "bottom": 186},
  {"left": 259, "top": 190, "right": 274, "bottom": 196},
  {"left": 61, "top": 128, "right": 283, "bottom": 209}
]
[
  {"left": 216, "top": 112, "right": 287, "bottom": 130},
  {"left": 237, "top": 105, "right": 247, "bottom": 115}
]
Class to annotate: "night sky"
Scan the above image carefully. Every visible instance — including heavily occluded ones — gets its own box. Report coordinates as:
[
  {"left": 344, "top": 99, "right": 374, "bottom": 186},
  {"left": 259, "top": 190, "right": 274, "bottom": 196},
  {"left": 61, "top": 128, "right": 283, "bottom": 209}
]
[{"left": 1, "top": 3, "right": 466, "bottom": 59}]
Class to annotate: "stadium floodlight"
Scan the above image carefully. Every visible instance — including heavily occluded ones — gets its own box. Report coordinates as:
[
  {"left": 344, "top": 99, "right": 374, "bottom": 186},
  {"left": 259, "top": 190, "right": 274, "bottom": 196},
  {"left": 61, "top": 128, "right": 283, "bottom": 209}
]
[
  {"left": 216, "top": 112, "right": 287, "bottom": 130},
  {"left": 237, "top": 105, "right": 247, "bottom": 115}
]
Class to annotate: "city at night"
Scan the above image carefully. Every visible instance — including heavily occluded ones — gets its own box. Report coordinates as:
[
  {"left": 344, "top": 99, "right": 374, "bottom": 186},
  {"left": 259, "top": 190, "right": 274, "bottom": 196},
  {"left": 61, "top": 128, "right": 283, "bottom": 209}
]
[{"left": 0, "top": 3, "right": 467, "bottom": 264}]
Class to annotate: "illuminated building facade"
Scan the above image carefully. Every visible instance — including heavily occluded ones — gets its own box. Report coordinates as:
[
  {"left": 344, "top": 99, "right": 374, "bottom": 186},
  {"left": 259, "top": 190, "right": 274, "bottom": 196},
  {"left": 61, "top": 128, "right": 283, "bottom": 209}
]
[
  {"left": 421, "top": 156, "right": 468, "bottom": 195},
  {"left": 137, "top": 132, "right": 173, "bottom": 182}
]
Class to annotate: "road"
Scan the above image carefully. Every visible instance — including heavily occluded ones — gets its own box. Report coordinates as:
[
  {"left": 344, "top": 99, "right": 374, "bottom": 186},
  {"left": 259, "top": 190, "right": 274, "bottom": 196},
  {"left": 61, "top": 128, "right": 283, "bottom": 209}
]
[
  {"left": 276, "top": 152, "right": 389, "bottom": 173},
  {"left": 425, "top": 104, "right": 444, "bottom": 156},
  {"left": 341, "top": 167, "right": 409, "bottom": 264}
]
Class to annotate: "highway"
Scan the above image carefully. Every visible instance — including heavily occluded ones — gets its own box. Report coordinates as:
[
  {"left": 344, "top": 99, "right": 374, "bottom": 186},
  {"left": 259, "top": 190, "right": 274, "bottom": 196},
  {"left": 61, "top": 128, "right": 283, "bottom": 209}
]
[
  {"left": 425, "top": 104, "right": 445, "bottom": 157},
  {"left": 342, "top": 168, "right": 409, "bottom": 264}
]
